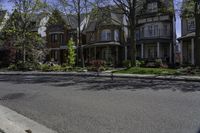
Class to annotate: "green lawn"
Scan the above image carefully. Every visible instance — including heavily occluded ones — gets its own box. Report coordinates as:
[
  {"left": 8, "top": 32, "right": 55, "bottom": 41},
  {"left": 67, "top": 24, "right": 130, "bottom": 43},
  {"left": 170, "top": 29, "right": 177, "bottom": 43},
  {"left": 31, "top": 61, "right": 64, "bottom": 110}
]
[{"left": 114, "top": 67, "right": 177, "bottom": 75}]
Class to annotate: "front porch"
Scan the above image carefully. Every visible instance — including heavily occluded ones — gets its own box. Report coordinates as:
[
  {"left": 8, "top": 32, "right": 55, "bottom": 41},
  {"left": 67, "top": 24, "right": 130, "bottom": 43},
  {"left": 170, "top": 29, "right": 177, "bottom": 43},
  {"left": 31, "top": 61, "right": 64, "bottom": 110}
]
[
  {"left": 47, "top": 49, "right": 68, "bottom": 64},
  {"left": 179, "top": 37, "right": 195, "bottom": 65},
  {"left": 129, "top": 42, "right": 173, "bottom": 63},
  {"left": 84, "top": 44, "right": 122, "bottom": 67}
]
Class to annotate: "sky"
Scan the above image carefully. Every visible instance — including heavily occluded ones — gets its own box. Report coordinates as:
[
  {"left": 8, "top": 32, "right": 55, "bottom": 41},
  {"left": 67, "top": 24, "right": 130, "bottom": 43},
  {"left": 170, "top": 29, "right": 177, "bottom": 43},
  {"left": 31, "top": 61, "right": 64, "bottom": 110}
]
[{"left": 1, "top": 0, "right": 183, "bottom": 38}]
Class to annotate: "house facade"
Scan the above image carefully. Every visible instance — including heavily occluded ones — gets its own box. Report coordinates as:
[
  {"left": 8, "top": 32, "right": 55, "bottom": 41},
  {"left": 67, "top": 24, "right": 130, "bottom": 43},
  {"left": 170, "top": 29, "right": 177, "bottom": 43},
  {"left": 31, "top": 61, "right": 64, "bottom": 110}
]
[
  {"left": 133, "top": 0, "right": 176, "bottom": 64},
  {"left": 46, "top": 11, "right": 87, "bottom": 65},
  {"left": 83, "top": 1, "right": 176, "bottom": 67},
  {"left": 177, "top": 0, "right": 195, "bottom": 65},
  {"left": 83, "top": 7, "right": 126, "bottom": 67},
  {"left": 178, "top": 17, "right": 195, "bottom": 65}
]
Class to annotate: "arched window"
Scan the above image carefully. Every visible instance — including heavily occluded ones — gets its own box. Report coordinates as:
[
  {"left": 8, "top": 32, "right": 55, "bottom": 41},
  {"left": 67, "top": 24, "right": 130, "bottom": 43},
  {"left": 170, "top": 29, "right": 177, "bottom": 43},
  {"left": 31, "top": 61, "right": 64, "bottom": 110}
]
[{"left": 101, "top": 29, "right": 111, "bottom": 41}]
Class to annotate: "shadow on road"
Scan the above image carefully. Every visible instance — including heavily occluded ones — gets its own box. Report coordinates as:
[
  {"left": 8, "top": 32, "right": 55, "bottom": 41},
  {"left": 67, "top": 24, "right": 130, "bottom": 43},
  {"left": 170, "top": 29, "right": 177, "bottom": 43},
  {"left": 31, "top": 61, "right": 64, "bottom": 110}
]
[{"left": 0, "top": 75, "right": 200, "bottom": 93}]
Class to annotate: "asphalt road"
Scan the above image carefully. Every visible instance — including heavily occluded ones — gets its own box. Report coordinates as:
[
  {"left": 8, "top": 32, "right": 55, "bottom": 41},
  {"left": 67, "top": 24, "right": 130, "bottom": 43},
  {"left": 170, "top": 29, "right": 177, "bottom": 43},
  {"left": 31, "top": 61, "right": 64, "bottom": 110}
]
[{"left": 0, "top": 75, "right": 200, "bottom": 133}]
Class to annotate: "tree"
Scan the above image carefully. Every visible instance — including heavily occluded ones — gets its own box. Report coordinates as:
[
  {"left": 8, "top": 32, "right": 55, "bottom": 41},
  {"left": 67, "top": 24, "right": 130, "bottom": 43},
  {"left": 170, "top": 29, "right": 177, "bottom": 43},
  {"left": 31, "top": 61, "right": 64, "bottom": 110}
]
[
  {"left": 112, "top": 0, "right": 145, "bottom": 66},
  {"left": 67, "top": 38, "right": 76, "bottom": 66},
  {"left": 2, "top": 0, "right": 47, "bottom": 66},
  {"left": 52, "top": 0, "right": 87, "bottom": 67}
]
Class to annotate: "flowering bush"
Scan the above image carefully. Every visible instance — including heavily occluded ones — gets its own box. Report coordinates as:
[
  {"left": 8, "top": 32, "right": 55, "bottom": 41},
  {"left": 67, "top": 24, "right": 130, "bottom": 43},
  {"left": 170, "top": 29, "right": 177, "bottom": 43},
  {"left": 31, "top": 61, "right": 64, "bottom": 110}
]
[{"left": 89, "top": 60, "right": 106, "bottom": 72}]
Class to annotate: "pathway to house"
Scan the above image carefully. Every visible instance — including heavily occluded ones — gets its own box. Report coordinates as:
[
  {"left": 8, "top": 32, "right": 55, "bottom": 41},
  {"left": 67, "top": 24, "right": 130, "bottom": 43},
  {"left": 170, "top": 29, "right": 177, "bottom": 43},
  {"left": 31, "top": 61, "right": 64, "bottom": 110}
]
[{"left": 0, "top": 75, "right": 200, "bottom": 133}]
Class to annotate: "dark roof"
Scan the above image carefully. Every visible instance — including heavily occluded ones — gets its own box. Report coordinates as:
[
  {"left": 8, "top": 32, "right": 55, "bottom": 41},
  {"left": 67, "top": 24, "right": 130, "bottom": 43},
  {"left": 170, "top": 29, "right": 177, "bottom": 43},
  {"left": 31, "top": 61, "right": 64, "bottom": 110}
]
[
  {"left": 84, "top": 6, "right": 124, "bottom": 32},
  {"left": 62, "top": 14, "right": 85, "bottom": 29}
]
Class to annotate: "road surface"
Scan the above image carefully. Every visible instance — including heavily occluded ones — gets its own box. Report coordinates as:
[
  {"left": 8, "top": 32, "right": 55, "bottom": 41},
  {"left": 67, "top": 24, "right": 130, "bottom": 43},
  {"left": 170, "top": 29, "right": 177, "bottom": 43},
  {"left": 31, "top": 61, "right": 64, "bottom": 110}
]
[{"left": 0, "top": 75, "right": 200, "bottom": 133}]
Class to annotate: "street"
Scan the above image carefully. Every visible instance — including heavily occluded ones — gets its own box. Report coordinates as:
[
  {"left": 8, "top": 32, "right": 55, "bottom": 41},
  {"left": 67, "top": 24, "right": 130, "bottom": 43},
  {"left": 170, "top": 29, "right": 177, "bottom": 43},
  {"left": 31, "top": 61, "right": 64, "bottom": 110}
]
[{"left": 0, "top": 75, "right": 200, "bottom": 133}]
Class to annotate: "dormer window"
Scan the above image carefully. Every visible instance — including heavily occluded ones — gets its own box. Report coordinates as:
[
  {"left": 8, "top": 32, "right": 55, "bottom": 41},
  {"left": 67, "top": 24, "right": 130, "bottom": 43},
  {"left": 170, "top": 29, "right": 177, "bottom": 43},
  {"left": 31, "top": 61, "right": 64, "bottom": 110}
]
[
  {"left": 147, "top": 2, "right": 158, "bottom": 13},
  {"left": 101, "top": 29, "right": 111, "bottom": 41}
]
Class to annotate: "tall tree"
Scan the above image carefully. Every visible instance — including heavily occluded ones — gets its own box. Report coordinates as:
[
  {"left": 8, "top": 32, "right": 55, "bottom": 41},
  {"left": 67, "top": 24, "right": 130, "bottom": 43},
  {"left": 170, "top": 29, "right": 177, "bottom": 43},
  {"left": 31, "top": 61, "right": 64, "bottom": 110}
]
[
  {"left": 2, "top": 0, "right": 47, "bottom": 65},
  {"left": 53, "top": 0, "right": 92, "bottom": 67},
  {"left": 113, "top": 0, "right": 145, "bottom": 66}
]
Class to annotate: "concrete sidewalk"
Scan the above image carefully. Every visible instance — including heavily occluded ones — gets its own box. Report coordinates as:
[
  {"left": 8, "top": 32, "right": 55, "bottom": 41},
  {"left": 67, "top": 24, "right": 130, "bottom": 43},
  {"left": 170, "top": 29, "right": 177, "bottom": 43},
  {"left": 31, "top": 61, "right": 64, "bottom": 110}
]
[
  {"left": 0, "top": 71, "right": 200, "bottom": 82},
  {"left": 0, "top": 105, "right": 57, "bottom": 133}
]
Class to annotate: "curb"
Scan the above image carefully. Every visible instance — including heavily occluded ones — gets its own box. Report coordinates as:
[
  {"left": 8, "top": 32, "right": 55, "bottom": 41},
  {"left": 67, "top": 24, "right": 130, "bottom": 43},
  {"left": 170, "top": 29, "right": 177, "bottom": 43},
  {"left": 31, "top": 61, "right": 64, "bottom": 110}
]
[
  {"left": 0, "top": 105, "right": 57, "bottom": 133},
  {"left": 0, "top": 71, "right": 200, "bottom": 82}
]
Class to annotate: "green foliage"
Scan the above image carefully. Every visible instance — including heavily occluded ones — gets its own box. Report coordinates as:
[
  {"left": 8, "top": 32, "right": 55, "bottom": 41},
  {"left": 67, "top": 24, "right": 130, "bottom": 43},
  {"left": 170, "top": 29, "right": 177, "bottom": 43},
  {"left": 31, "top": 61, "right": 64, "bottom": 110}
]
[
  {"left": 1, "top": 0, "right": 47, "bottom": 65},
  {"left": 115, "top": 67, "right": 176, "bottom": 75},
  {"left": 8, "top": 61, "right": 40, "bottom": 71},
  {"left": 175, "top": 67, "right": 200, "bottom": 75},
  {"left": 122, "top": 60, "right": 131, "bottom": 68},
  {"left": 47, "top": 9, "right": 66, "bottom": 26},
  {"left": 40, "top": 64, "right": 74, "bottom": 72},
  {"left": 181, "top": 0, "right": 195, "bottom": 18},
  {"left": 155, "top": 58, "right": 163, "bottom": 67},
  {"left": 89, "top": 60, "right": 106, "bottom": 72},
  {"left": 136, "top": 60, "right": 145, "bottom": 67},
  {"left": 67, "top": 38, "right": 76, "bottom": 67}
]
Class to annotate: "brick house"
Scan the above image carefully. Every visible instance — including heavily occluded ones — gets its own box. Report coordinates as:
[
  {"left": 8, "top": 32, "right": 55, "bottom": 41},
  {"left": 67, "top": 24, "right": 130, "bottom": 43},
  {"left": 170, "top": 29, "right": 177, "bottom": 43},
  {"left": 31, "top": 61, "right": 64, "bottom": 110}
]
[{"left": 46, "top": 11, "right": 87, "bottom": 64}]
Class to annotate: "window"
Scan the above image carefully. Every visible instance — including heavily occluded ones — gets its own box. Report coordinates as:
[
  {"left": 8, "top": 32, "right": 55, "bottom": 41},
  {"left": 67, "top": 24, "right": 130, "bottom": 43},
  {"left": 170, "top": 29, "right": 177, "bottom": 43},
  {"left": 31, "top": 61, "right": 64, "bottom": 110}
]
[
  {"left": 114, "top": 29, "right": 119, "bottom": 41},
  {"left": 154, "top": 25, "right": 159, "bottom": 36},
  {"left": 51, "top": 34, "right": 58, "bottom": 43},
  {"left": 141, "top": 27, "right": 145, "bottom": 38},
  {"left": 101, "top": 29, "right": 111, "bottom": 41},
  {"left": 163, "top": 24, "right": 168, "bottom": 34},
  {"left": 136, "top": 30, "right": 140, "bottom": 40},
  {"left": 60, "top": 34, "right": 64, "bottom": 44},
  {"left": 89, "top": 32, "right": 95, "bottom": 41},
  {"left": 188, "top": 19, "right": 195, "bottom": 31},
  {"left": 147, "top": 2, "right": 158, "bottom": 13},
  {"left": 148, "top": 25, "right": 153, "bottom": 37}
]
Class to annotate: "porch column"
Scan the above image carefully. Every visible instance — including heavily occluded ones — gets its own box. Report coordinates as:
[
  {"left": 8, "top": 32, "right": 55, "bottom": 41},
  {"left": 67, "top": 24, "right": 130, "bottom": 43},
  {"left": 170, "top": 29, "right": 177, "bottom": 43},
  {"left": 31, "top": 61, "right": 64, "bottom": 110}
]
[
  {"left": 89, "top": 47, "right": 91, "bottom": 61},
  {"left": 180, "top": 40, "right": 183, "bottom": 64},
  {"left": 141, "top": 43, "right": 144, "bottom": 59},
  {"left": 169, "top": 43, "right": 172, "bottom": 63},
  {"left": 116, "top": 47, "right": 119, "bottom": 65},
  {"left": 125, "top": 46, "right": 127, "bottom": 60},
  {"left": 106, "top": 46, "right": 109, "bottom": 61},
  {"left": 94, "top": 47, "right": 96, "bottom": 60},
  {"left": 191, "top": 38, "right": 195, "bottom": 65},
  {"left": 157, "top": 42, "right": 160, "bottom": 58}
]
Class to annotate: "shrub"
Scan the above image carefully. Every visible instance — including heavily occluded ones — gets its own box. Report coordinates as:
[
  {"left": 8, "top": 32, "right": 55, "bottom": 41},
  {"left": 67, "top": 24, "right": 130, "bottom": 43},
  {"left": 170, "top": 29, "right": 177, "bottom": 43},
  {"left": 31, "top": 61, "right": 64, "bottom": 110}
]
[
  {"left": 40, "top": 64, "right": 51, "bottom": 72},
  {"left": 122, "top": 60, "right": 131, "bottom": 68},
  {"left": 155, "top": 58, "right": 163, "bottom": 67},
  {"left": 8, "top": 61, "right": 40, "bottom": 71},
  {"left": 67, "top": 39, "right": 76, "bottom": 67},
  {"left": 49, "top": 65, "right": 62, "bottom": 72},
  {"left": 62, "top": 66, "right": 73, "bottom": 72},
  {"left": 8, "top": 64, "right": 17, "bottom": 71},
  {"left": 89, "top": 60, "right": 106, "bottom": 72}
]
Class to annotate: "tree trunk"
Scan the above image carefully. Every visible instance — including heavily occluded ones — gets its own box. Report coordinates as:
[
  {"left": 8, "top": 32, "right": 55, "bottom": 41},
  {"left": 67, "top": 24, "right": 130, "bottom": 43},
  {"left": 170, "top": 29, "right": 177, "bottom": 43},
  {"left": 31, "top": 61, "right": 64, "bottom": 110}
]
[
  {"left": 77, "top": 0, "right": 85, "bottom": 68},
  {"left": 195, "top": 0, "right": 200, "bottom": 67},
  {"left": 129, "top": 0, "right": 137, "bottom": 67},
  {"left": 22, "top": 40, "right": 26, "bottom": 64},
  {"left": 129, "top": 24, "right": 136, "bottom": 66}
]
